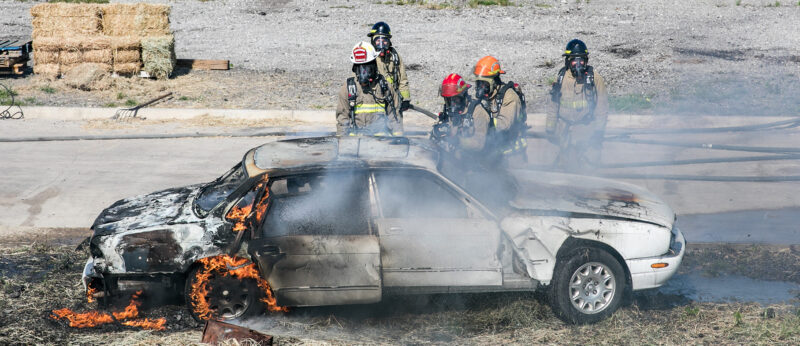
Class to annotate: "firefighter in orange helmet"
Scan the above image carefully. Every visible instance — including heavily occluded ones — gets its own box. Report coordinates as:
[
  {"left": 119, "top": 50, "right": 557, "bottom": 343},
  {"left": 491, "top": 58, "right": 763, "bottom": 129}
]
[{"left": 470, "top": 56, "right": 528, "bottom": 166}]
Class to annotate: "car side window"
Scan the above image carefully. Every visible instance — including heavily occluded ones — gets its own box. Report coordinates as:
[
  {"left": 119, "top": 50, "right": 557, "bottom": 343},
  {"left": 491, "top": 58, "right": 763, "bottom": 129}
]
[
  {"left": 262, "top": 171, "right": 369, "bottom": 236},
  {"left": 374, "top": 171, "right": 468, "bottom": 219}
]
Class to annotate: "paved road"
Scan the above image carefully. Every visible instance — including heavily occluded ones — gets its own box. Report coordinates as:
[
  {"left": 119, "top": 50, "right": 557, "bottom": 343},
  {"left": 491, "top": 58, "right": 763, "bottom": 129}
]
[{"left": 1, "top": 119, "right": 799, "bottom": 244}]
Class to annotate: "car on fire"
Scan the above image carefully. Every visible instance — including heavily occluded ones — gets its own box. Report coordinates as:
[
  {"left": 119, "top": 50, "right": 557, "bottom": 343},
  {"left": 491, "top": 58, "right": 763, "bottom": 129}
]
[{"left": 83, "top": 136, "right": 685, "bottom": 324}]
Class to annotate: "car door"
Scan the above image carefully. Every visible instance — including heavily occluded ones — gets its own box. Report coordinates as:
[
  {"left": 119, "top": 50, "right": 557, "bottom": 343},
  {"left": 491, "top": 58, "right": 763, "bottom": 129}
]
[
  {"left": 248, "top": 170, "right": 382, "bottom": 307},
  {"left": 371, "top": 169, "right": 503, "bottom": 288}
]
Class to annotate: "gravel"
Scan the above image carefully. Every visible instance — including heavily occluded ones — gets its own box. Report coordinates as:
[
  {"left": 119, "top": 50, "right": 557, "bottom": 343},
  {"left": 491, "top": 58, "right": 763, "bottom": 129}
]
[{"left": 1, "top": 0, "right": 800, "bottom": 115}]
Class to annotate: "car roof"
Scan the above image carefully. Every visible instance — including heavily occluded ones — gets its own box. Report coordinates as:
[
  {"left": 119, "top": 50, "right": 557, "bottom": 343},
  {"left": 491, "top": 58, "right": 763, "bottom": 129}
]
[{"left": 243, "top": 136, "right": 440, "bottom": 176}]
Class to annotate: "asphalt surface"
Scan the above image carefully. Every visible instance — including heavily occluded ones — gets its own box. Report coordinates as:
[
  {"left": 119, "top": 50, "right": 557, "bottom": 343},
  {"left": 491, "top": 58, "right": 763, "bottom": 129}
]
[{"left": 1, "top": 118, "right": 799, "bottom": 245}]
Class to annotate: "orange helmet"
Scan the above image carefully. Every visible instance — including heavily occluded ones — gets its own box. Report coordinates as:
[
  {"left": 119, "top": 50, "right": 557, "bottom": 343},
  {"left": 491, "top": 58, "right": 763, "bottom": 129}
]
[
  {"left": 473, "top": 56, "right": 505, "bottom": 79},
  {"left": 440, "top": 73, "right": 471, "bottom": 97}
]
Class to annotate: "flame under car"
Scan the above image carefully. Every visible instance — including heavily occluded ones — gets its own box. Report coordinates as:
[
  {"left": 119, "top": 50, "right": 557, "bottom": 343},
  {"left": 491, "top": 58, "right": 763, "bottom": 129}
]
[{"left": 83, "top": 136, "right": 685, "bottom": 324}]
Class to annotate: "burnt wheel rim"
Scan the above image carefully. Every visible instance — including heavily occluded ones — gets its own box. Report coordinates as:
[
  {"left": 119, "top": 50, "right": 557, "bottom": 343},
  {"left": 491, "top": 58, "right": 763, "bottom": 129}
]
[
  {"left": 206, "top": 273, "right": 253, "bottom": 320},
  {"left": 568, "top": 262, "right": 616, "bottom": 314}
]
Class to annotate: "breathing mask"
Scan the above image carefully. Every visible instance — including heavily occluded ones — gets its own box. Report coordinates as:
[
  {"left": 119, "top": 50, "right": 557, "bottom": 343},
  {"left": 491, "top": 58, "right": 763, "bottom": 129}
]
[
  {"left": 474, "top": 80, "right": 493, "bottom": 100},
  {"left": 569, "top": 57, "right": 588, "bottom": 82},
  {"left": 372, "top": 36, "right": 391, "bottom": 56},
  {"left": 355, "top": 63, "right": 377, "bottom": 85}
]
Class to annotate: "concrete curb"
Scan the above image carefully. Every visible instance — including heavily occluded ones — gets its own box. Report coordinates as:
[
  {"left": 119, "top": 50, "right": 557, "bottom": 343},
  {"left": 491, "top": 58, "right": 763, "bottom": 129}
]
[{"left": 17, "top": 106, "right": 799, "bottom": 129}]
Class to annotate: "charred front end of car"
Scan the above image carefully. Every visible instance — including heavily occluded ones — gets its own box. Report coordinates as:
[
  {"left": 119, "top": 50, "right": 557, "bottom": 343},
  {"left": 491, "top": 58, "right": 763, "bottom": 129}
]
[{"left": 82, "top": 183, "right": 235, "bottom": 304}]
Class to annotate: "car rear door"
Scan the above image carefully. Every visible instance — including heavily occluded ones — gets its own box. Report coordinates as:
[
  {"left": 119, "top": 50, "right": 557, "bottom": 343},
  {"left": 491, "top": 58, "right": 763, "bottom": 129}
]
[
  {"left": 371, "top": 169, "right": 503, "bottom": 288},
  {"left": 249, "top": 170, "right": 382, "bottom": 307}
]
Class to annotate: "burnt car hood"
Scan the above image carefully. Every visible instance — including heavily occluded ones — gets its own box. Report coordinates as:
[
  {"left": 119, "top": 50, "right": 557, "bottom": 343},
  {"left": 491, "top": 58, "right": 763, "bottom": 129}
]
[
  {"left": 507, "top": 169, "right": 675, "bottom": 228},
  {"left": 91, "top": 184, "right": 203, "bottom": 235}
]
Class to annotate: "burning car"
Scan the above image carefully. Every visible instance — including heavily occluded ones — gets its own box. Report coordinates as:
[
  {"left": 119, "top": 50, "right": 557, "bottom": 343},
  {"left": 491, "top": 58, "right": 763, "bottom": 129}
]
[{"left": 83, "top": 136, "right": 684, "bottom": 324}]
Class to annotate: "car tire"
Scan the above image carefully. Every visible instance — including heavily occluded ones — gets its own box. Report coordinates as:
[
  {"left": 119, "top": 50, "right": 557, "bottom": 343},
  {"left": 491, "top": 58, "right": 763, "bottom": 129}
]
[
  {"left": 548, "top": 247, "right": 625, "bottom": 324},
  {"left": 184, "top": 264, "right": 264, "bottom": 322}
]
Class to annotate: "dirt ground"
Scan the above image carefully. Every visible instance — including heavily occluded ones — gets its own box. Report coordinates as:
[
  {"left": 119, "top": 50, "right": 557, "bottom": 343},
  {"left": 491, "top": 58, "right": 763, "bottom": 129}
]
[
  {"left": 0, "top": 232, "right": 797, "bottom": 345},
  {"left": 2, "top": 0, "right": 800, "bottom": 115}
]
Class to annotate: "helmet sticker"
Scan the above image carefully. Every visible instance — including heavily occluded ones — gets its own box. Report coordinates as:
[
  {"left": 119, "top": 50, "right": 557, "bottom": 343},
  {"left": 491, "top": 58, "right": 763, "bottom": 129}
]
[{"left": 353, "top": 47, "right": 368, "bottom": 63}]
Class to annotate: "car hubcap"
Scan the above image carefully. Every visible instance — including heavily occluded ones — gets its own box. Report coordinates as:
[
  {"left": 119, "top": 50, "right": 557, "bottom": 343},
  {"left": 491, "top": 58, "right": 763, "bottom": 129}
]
[
  {"left": 207, "top": 274, "right": 253, "bottom": 320},
  {"left": 568, "top": 262, "right": 616, "bottom": 314}
]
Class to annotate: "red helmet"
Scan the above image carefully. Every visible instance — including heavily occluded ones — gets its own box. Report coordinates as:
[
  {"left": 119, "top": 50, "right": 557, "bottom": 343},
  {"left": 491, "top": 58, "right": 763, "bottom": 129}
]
[{"left": 440, "top": 73, "right": 471, "bottom": 97}]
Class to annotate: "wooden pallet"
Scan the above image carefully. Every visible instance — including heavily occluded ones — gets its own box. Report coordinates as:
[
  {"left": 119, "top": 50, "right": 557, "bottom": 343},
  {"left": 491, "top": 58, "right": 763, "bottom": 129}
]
[
  {"left": 176, "top": 59, "right": 230, "bottom": 70},
  {"left": 0, "top": 38, "right": 31, "bottom": 75},
  {"left": 0, "top": 62, "right": 26, "bottom": 75}
]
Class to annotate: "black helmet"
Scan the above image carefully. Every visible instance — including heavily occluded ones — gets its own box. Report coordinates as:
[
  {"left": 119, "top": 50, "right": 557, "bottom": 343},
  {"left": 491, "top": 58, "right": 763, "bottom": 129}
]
[
  {"left": 368, "top": 21, "right": 392, "bottom": 38},
  {"left": 563, "top": 39, "right": 588, "bottom": 57}
]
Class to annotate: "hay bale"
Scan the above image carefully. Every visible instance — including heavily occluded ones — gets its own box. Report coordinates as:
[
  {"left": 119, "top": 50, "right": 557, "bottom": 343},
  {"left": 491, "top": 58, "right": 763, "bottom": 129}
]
[
  {"left": 63, "top": 63, "right": 112, "bottom": 91},
  {"left": 114, "top": 62, "right": 141, "bottom": 76},
  {"left": 30, "top": 4, "right": 103, "bottom": 38},
  {"left": 59, "top": 50, "right": 83, "bottom": 65},
  {"left": 135, "top": 3, "right": 170, "bottom": 36},
  {"left": 33, "top": 37, "right": 62, "bottom": 51},
  {"left": 83, "top": 49, "right": 113, "bottom": 64},
  {"left": 113, "top": 49, "right": 140, "bottom": 64},
  {"left": 30, "top": 3, "right": 103, "bottom": 18},
  {"left": 103, "top": 3, "right": 170, "bottom": 37},
  {"left": 111, "top": 36, "right": 140, "bottom": 50},
  {"left": 80, "top": 36, "right": 111, "bottom": 50},
  {"left": 33, "top": 50, "right": 59, "bottom": 65},
  {"left": 34, "top": 63, "right": 60, "bottom": 78},
  {"left": 141, "top": 35, "right": 175, "bottom": 79}
]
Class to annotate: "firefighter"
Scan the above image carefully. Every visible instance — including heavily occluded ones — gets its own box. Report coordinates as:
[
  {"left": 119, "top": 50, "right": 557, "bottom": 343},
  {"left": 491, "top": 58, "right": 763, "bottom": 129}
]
[
  {"left": 368, "top": 21, "right": 411, "bottom": 124},
  {"left": 469, "top": 56, "right": 528, "bottom": 167},
  {"left": 546, "top": 39, "right": 609, "bottom": 172},
  {"left": 336, "top": 41, "right": 402, "bottom": 136},
  {"left": 431, "top": 73, "right": 476, "bottom": 153}
]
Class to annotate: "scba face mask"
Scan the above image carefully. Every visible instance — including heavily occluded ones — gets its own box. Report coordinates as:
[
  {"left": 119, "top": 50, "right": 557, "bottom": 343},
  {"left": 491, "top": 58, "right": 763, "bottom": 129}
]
[
  {"left": 569, "top": 57, "right": 588, "bottom": 81},
  {"left": 355, "top": 63, "right": 377, "bottom": 85},
  {"left": 475, "top": 80, "right": 493, "bottom": 100},
  {"left": 444, "top": 95, "right": 467, "bottom": 119},
  {"left": 372, "top": 36, "right": 391, "bottom": 56}
]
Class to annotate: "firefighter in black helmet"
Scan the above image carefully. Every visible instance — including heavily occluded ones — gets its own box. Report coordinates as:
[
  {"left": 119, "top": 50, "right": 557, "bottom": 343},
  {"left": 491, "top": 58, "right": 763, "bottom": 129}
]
[
  {"left": 546, "top": 39, "right": 609, "bottom": 173},
  {"left": 368, "top": 21, "right": 410, "bottom": 135}
]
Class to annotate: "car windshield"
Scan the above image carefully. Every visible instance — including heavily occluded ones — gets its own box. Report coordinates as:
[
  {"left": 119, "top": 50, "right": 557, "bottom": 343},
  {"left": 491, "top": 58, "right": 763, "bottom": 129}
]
[{"left": 194, "top": 163, "right": 247, "bottom": 217}]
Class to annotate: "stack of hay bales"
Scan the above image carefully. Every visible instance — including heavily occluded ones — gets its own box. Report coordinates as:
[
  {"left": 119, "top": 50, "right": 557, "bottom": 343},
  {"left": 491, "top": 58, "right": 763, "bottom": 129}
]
[
  {"left": 111, "top": 36, "right": 142, "bottom": 76},
  {"left": 31, "top": 3, "right": 174, "bottom": 79}
]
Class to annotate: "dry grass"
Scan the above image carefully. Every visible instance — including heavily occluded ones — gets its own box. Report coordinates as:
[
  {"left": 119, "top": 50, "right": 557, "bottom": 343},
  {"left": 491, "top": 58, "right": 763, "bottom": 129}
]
[
  {"left": 81, "top": 114, "right": 294, "bottom": 131},
  {"left": 0, "top": 240, "right": 798, "bottom": 345}
]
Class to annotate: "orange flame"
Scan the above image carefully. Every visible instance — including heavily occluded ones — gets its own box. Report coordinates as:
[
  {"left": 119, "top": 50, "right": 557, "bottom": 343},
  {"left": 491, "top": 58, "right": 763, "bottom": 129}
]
[
  {"left": 86, "top": 285, "right": 98, "bottom": 304},
  {"left": 189, "top": 254, "right": 288, "bottom": 320},
  {"left": 51, "top": 290, "right": 166, "bottom": 330},
  {"left": 121, "top": 318, "right": 166, "bottom": 330},
  {"left": 225, "top": 175, "right": 270, "bottom": 232},
  {"left": 112, "top": 290, "right": 142, "bottom": 320},
  {"left": 51, "top": 308, "right": 113, "bottom": 328}
]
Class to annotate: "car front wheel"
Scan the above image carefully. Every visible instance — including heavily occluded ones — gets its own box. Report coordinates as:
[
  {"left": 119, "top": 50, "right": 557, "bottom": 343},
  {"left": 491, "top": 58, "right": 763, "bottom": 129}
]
[
  {"left": 549, "top": 247, "right": 625, "bottom": 324},
  {"left": 185, "top": 264, "right": 263, "bottom": 321}
]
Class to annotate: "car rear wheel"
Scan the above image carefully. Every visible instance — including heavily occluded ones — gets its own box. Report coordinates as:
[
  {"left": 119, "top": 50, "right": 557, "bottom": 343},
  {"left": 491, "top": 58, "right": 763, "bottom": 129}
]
[
  {"left": 548, "top": 247, "right": 625, "bottom": 324},
  {"left": 185, "top": 265, "right": 263, "bottom": 321}
]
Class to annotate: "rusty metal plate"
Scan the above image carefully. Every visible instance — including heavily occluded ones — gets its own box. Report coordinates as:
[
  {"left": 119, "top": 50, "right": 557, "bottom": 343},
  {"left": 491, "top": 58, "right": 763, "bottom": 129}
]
[{"left": 201, "top": 320, "right": 273, "bottom": 345}]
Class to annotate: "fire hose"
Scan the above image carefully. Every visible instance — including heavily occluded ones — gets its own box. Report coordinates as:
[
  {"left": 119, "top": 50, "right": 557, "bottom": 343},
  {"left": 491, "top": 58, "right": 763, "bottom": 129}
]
[
  {"left": 0, "top": 83, "right": 23, "bottom": 120},
  {"left": 4, "top": 112, "right": 800, "bottom": 181}
]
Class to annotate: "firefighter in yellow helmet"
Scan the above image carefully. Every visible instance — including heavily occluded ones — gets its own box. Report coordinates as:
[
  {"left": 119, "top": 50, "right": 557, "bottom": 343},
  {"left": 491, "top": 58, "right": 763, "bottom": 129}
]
[
  {"left": 336, "top": 41, "right": 402, "bottom": 136},
  {"left": 468, "top": 56, "right": 528, "bottom": 166},
  {"left": 546, "top": 39, "right": 609, "bottom": 172},
  {"left": 368, "top": 22, "right": 411, "bottom": 120}
]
